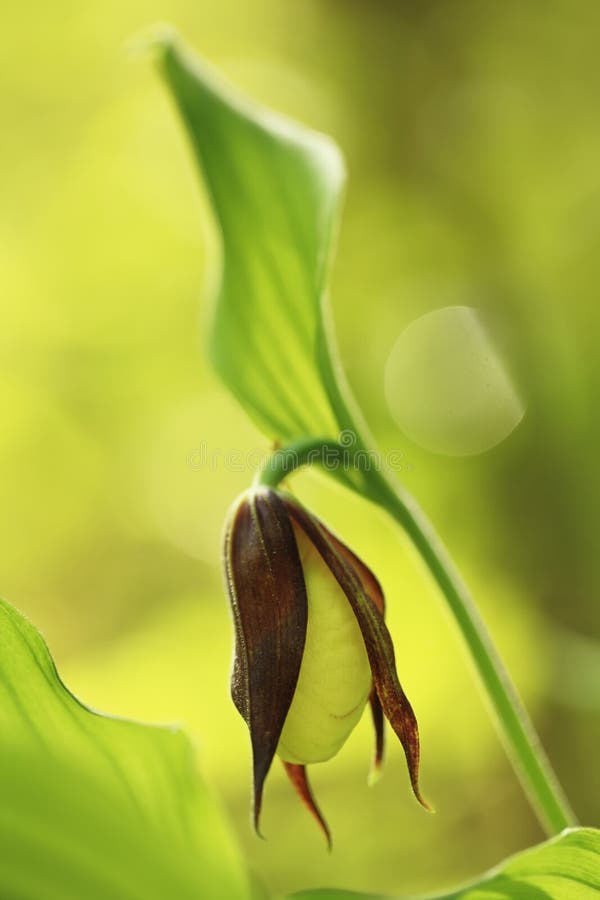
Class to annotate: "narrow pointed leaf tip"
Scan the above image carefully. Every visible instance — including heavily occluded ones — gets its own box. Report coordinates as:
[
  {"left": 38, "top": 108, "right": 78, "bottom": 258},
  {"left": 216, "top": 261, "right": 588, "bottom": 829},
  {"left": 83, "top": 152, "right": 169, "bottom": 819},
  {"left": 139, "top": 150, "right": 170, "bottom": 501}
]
[{"left": 157, "top": 36, "right": 347, "bottom": 444}]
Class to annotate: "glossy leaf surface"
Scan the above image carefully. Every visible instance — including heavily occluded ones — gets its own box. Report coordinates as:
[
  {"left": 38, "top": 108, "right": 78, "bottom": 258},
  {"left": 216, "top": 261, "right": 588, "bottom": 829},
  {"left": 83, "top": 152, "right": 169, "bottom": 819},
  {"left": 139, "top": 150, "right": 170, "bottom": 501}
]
[
  {"left": 290, "top": 828, "right": 600, "bottom": 900},
  {"left": 159, "top": 36, "right": 344, "bottom": 442},
  {"left": 0, "top": 597, "right": 250, "bottom": 900}
]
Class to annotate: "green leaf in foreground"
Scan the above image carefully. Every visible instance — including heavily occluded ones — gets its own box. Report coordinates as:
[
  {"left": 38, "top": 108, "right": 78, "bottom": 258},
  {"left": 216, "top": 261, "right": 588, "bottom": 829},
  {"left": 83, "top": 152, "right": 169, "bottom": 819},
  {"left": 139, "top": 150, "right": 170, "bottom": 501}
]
[
  {"left": 158, "top": 34, "right": 345, "bottom": 444},
  {"left": 0, "top": 597, "right": 250, "bottom": 900},
  {"left": 290, "top": 827, "right": 600, "bottom": 900}
]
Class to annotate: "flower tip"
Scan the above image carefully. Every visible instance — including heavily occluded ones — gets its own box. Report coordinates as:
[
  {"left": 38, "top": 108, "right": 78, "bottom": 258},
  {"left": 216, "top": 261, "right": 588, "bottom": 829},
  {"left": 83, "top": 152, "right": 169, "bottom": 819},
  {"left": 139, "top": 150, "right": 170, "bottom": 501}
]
[
  {"left": 367, "top": 765, "right": 383, "bottom": 788},
  {"left": 413, "top": 785, "right": 435, "bottom": 814},
  {"left": 311, "top": 816, "right": 332, "bottom": 851},
  {"left": 252, "top": 812, "right": 267, "bottom": 841},
  {"left": 316, "top": 816, "right": 333, "bottom": 852},
  {"left": 252, "top": 782, "right": 268, "bottom": 840},
  {"left": 282, "top": 762, "right": 332, "bottom": 850}
]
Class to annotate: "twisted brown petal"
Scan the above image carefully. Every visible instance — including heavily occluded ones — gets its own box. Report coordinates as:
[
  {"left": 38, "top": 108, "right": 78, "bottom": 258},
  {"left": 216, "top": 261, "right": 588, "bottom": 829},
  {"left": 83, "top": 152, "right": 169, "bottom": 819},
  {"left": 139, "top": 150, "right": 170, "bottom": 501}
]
[
  {"left": 286, "top": 498, "right": 430, "bottom": 811},
  {"left": 323, "top": 530, "right": 387, "bottom": 777},
  {"left": 282, "top": 762, "right": 332, "bottom": 850},
  {"left": 224, "top": 488, "right": 308, "bottom": 834}
]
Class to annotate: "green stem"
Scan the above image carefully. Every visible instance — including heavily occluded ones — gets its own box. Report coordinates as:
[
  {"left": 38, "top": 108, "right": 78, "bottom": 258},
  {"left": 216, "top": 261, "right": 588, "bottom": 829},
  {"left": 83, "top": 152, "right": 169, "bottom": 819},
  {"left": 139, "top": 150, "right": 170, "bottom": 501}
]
[
  {"left": 254, "top": 437, "right": 352, "bottom": 490},
  {"left": 257, "top": 438, "right": 577, "bottom": 835},
  {"left": 367, "top": 467, "right": 576, "bottom": 835}
]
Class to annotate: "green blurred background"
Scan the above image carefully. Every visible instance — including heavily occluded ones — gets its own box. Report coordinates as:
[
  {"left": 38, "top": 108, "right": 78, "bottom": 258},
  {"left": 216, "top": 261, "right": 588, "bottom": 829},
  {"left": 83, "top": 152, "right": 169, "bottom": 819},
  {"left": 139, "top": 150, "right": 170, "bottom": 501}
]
[{"left": 2, "top": 1, "right": 599, "bottom": 895}]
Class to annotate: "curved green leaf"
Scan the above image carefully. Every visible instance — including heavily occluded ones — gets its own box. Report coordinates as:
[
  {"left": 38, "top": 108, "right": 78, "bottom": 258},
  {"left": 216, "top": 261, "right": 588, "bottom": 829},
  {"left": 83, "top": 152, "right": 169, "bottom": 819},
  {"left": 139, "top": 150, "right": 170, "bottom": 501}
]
[
  {"left": 289, "top": 828, "right": 600, "bottom": 900},
  {"left": 0, "top": 597, "right": 250, "bottom": 900},
  {"left": 158, "top": 34, "right": 344, "bottom": 443}
]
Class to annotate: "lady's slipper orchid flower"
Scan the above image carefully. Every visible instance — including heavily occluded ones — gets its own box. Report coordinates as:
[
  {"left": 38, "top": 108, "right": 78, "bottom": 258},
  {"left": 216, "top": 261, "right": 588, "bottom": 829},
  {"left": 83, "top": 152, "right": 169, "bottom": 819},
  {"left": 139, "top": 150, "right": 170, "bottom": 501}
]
[{"left": 224, "top": 486, "right": 428, "bottom": 845}]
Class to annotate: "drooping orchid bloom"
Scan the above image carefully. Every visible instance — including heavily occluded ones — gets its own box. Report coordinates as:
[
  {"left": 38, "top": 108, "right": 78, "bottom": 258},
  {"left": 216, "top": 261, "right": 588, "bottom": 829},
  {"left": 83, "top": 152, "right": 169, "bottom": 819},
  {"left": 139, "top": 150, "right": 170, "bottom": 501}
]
[{"left": 224, "top": 486, "right": 428, "bottom": 846}]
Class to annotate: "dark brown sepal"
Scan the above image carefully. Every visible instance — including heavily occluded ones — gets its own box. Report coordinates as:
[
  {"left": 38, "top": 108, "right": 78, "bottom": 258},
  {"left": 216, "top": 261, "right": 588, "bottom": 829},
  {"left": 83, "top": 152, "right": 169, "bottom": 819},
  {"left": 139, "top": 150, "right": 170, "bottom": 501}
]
[
  {"left": 327, "top": 533, "right": 386, "bottom": 617},
  {"left": 286, "top": 498, "right": 430, "bottom": 812},
  {"left": 282, "top": 762, "right": 332, "bottom": 850},
  {"left": 224, "top": 488, "right": 308, "bottom": 834}
]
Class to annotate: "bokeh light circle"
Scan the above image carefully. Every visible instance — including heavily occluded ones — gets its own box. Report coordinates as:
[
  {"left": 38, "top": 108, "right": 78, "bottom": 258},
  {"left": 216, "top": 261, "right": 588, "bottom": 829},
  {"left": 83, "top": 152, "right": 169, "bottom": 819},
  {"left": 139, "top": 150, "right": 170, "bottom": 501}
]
[{"left": 384, "top": 305, "right": 525, "bottom": 456}]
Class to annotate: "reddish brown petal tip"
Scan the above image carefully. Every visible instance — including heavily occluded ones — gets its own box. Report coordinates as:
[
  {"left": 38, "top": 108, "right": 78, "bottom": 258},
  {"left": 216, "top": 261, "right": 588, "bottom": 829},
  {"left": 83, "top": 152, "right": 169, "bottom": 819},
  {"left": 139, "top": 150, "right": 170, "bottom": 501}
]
[
  {"left": 410, "top": 774, "right": 434, "bottom": 813},
  {"left": 399, "top": 722, "right": 433, "bottom": 813},
  {"left": 378, "top": 676, "right": 432, "bottom": 813},
  {"left": 283, "top": 762, "right": 332, "bottom": 850}
]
